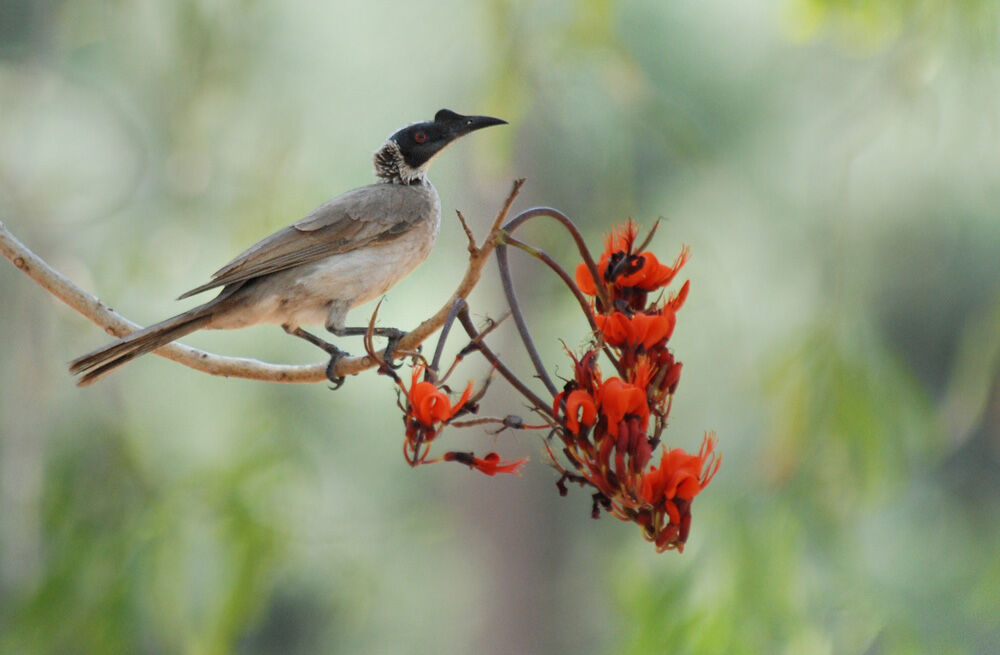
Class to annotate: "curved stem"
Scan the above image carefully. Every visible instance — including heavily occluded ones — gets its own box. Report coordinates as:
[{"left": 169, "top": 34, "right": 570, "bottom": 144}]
[
  {"left": 503, "top": 235, "right": 623, "bottom": 375},
  {"left": 501, "top": 207, "right": 608, "bottom": 309},
  {"left": 503, "top": 236, "right": 597, "bottom": 331},
  {"left": 495, "top": 243, "right": 560, "bottom": 398},
  {"left": 429, "top": 298, "right": 467, "bottom": 380}
]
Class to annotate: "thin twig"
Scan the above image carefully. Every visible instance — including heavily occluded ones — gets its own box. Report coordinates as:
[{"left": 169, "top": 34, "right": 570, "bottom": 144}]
[
  {"left": 439, "top": 313, "right": 509, "bottom": 384},
  {"left": 429, "top": 298, "right": 468, "bottom": 378},
  {"left": 456, "top": 210, "right": 477, "bottom": 255},
  {"left": 482, "top": 179, "right": 527, "bottom": 250},
  {"left": 492, "top": 205, "right": 616, "bottom": 393},
  {"left": 635, "top": 218, "right": 661, "bottom": 254},
  {"left": 449, "top": 416, "right": 548, "bottom": 430},
  {"left": 456, "top": 307, "right": 552, "bottom": 414}
]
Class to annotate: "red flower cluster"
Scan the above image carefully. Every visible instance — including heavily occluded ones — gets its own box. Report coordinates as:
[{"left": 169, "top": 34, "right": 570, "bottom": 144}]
[
  {"left": 396, "top": 364, "right": 526, "bottom": 476},
  {"left": 552, "top": 220, "right": 720, "bottom": 553}
]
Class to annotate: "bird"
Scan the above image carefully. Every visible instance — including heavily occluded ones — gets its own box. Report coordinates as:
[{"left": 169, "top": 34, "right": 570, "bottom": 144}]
[{"left": 69, "top": 109, "right": 507, "bottom": 386}]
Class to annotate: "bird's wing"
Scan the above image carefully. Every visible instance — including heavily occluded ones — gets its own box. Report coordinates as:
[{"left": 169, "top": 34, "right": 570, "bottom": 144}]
[{"left": 178, "top": 183, "right": 433, "bottom": 299}]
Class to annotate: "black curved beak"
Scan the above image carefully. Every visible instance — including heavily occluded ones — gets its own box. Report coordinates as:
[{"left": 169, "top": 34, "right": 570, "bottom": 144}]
[
  {"left": 434, "top": 109, "right": 507, "bottom": 141},
  {"left": 454, "top": 114, "right": 508, "bottom": 134}
]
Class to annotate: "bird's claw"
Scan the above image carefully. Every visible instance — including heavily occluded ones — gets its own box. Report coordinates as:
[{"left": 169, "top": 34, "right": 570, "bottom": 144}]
[
  {"left": 383, "top": 329, "right": 407, "bottom": 370},
  {"left": 325, "top": 347, "right": 348, "bottom": 390}
]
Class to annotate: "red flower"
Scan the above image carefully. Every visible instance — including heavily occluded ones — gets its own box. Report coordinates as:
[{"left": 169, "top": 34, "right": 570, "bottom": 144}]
[
  {"left": 595, "top": 309, "right": 677, "bottom": 351},
  {"left": 444, "top": 451, "right": 528, "bottom": 476},
  {"left": 616, "top": 251, "right": 682, "bottom": 290},
  {"left": 595, "top": 377, "right": 649, "bottom": 437},
  {"left": 575, "top": 260, "right": 601, "bottom": 296},
  {"left": 642, "top": 435, "right": 719, "bottom": 503},
  {"left": 553, "top": 389, "right": 598, "bottom": 435},
  {"left": 629, "top": 357, "right": 655, "bottom": 390},
  {"left": 606, "top": 219, "right": 641, "bottom": 253},
  {"left": 629, "top": 351, "right": 682, "bottom": 405},
  {"left": 567, "top": 347, "right": 602, "bottom": 393},
  {"left": 574, "top": 221, "right": 690, "bottom": 310},
  {"left": 639, "top": 433, "right": 721, "bottom": 552},
  {"left": 552, "top": 347, "right": 602, "bottom": 435},
  {"left": 406, "top": 365, "right": 473, "bottom": 428},
  {"left": 398, "top": 364, "right": 476, "bottom": 467}
]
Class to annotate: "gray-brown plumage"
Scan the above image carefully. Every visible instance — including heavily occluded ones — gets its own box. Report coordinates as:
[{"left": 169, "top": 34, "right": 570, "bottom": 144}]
[{"left": 70, "top": 109, "right": 506, "bottom": 386}]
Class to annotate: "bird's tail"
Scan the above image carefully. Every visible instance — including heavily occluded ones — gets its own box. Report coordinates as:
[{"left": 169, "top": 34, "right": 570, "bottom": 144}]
[{"left": 69, "top": 305, "right": 215, "bottom": 386}]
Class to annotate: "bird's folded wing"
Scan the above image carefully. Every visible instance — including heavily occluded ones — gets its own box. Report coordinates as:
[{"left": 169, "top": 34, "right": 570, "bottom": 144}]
[{"left": 178, "top": 183, "right": 428, "bottom": 299}]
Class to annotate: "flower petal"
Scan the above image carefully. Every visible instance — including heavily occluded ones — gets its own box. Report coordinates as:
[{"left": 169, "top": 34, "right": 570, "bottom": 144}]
[
  {"left": 565, "top": 390, "right": 597, "bottom": 434},
  {"left": 473, "top": 452, "right": 527, "bottom": 476},
  {"left": 444, "top": 381, "right": 475, "bottom": 421},
  {"left": 575, "top": 262, "right": 597, "bottom": 296},
  {"left": 414, "top": 383, "right": 450, "bottom": 425}
]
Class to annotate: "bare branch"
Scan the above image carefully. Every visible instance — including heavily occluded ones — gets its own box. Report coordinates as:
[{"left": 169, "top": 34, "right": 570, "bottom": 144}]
[
  {"left": 456, "top": 210, "right": 477, "bottom": 255},
  {"left": 449, "top": 416, "right": 548, "bottom": 431},
  {"left": 455, "top": 306, "right": 552, "bottom": 413},
  {"left": 481, "top": 178, "right": 527, "bottom": 252},
  {"left": 0, "top": 179, "right": 527, "bottom": 385}
]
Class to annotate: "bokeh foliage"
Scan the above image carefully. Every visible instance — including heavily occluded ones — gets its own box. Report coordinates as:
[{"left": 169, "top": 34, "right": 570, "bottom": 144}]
[{"left": 2, "top": 0, "right": 1000, "bottom": 653}]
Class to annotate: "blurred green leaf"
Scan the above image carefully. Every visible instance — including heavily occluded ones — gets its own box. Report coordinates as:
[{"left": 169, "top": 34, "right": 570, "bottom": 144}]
[
  {"left": 764, "top": 319, "right": 940, "bottom": 517},
  {"left": 785, "top": 0, "right": 1000, "bottom": 54},
  {"left": 0, "top": 425, "right": 290, "bottom": 655},
  {"left": 941, "top": 292, "right": 1000, "bottom": 447}
]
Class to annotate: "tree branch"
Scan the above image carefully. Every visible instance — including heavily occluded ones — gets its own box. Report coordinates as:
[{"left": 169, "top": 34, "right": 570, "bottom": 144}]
[{"left": 0, "top": 179, "right": 526, "bottom": 384}]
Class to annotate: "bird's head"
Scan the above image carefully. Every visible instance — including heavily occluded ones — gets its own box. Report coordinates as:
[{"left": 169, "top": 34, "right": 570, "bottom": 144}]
[{"left": 375, "top": 109, "right": 507, "bottom": 184}]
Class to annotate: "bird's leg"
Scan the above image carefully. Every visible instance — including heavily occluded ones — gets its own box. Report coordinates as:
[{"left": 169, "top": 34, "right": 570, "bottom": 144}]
[
  {"left": 323, "top": 302, "right": 406, "bottom": 370},
  {"left": 329, "top": 326, "right": 407, "bottom": 370},
  {"left": 282, "top": 325, "right": 347, "bottom": 389}
]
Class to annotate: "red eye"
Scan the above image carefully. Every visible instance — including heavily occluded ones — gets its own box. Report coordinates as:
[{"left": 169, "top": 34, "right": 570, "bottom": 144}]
[{"left": 414, "top": 131, "right": 428, "bottom": 144}]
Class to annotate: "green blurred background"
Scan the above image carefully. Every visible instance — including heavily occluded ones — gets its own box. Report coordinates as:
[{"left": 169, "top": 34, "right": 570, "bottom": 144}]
[{"left": 2, "top": 0, "right": 999, "bottom": 653}]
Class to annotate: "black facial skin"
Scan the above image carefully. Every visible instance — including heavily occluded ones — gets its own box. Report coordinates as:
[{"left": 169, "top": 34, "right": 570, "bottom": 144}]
[{"left": 392, "top": 109, "right": 506, "bottom": 170}]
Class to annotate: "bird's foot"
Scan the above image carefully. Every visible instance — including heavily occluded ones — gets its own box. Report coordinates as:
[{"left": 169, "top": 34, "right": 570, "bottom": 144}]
[
  {"left": 381, "top": 328, "right": 407, "bottom": 370},
  {"left": 325, "top": 346, "right": 348, "bottom": 390},
  {"left": 282, "top": 325, "right": 349, "bottom": 388}
]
